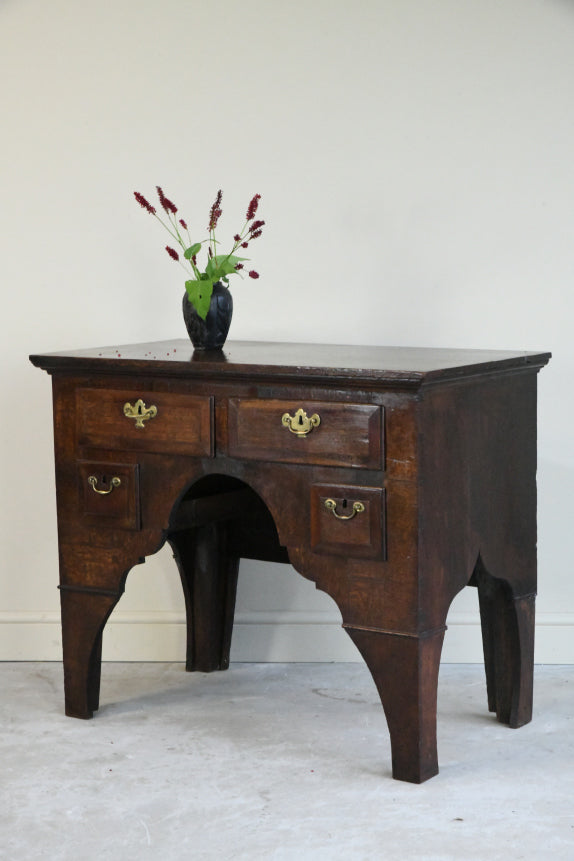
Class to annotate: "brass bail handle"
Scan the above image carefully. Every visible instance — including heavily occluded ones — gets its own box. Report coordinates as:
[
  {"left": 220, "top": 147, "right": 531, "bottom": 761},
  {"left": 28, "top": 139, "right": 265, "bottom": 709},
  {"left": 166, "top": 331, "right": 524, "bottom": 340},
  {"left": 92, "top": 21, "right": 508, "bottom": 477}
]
[
  {"left": 88, "top": 475, "right": 121, "bottom": 495},
  {"left": 281, "top": 408, "right": 321, "bottom": 437},
  {"left": 123, "top": 399, "right": 158, "bottom": 429},
  {"left": 324, "top": 498, "right": 365, "bottom": 521}
]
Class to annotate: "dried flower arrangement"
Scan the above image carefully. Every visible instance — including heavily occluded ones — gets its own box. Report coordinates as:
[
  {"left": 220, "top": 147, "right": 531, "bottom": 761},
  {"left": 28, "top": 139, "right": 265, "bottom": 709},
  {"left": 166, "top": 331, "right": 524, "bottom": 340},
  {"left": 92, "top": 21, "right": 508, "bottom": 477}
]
[{"left": 134, "top": 187, "right": 264, "bottom": 320}]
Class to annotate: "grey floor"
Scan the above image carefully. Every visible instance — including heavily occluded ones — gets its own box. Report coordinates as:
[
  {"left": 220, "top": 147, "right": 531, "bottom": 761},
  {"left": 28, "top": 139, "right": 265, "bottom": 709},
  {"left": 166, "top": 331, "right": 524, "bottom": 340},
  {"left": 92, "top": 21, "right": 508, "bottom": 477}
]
[{"left": 1, "top": 663, "right": 573, "bottom": 860}]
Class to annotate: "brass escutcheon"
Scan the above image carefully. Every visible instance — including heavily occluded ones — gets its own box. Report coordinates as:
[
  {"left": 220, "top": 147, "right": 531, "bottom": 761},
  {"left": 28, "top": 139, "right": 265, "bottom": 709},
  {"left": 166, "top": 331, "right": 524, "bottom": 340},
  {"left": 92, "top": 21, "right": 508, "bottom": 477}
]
[
  {"left": 324, "top": 498, "right": 365, "bottom": 521},
  {"left": 281, "top": 408, "right": 321, "bottom": 437},
  {"left": 88, "top": 475, "right": 121, "bottom": 495},
  {"left": 123, "top": 399, "right": 158, "bottom": 428}
]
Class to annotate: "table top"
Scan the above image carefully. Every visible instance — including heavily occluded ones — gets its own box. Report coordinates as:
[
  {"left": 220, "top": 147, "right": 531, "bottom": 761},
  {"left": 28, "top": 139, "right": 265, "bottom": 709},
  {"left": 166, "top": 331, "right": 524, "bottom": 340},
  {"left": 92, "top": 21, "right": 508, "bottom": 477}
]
[{"left": 30, "top": 339, "right": 551, "bottom": 387}]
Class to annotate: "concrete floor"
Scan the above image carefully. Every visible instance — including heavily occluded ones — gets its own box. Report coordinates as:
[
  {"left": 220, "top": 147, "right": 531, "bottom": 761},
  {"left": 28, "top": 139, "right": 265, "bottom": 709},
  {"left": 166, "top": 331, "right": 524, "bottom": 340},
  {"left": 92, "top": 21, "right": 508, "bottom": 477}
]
[{"left": 1, "top": 663, "right": 573, "bottom": 860}]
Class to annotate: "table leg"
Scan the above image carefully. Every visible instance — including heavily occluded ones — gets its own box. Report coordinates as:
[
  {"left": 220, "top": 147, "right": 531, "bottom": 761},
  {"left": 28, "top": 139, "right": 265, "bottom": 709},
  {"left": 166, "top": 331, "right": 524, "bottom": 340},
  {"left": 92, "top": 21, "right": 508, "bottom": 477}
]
[
  {"left": 476, "top": 565, "right": 535, "bottom": 728},
  {"left": 59, "top": 586, "right": 121, "bottom": 718},
  {"left": 345, "top": 625, "right": 445, "bottom": 783},
  {"left": 169, "top": 522, "right": 239, "bottom": 672}
]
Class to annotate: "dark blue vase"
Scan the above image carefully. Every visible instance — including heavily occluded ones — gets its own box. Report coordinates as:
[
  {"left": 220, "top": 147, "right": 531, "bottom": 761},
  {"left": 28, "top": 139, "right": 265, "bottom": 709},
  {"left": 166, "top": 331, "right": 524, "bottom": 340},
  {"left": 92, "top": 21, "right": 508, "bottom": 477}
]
[{"left": 182, "top": 282, "right": 233, "bottom": 350}]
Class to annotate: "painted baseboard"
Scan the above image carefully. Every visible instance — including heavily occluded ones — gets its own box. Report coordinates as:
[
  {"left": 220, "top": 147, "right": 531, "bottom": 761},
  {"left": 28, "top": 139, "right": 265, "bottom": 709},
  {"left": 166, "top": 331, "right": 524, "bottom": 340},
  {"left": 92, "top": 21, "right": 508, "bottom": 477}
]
[{"left": 0, "top": 611, "right": 573, "bottom": 663}]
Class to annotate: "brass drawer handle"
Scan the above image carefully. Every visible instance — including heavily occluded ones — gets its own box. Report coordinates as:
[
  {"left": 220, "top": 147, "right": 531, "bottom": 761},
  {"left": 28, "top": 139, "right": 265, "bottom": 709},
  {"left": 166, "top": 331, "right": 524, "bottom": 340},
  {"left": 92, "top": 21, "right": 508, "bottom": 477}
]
[
  {"left": 281, "top": 408, "right": 321, "bottom": 437},
  {"left": 123, "top": 399, "right": 158, "bottom": 428},
  {"left": 88, "top": 475, "right": 121, "bottom": 495},
  {"left": 324, "top": 498, "right": 365, "bottom": 521}
]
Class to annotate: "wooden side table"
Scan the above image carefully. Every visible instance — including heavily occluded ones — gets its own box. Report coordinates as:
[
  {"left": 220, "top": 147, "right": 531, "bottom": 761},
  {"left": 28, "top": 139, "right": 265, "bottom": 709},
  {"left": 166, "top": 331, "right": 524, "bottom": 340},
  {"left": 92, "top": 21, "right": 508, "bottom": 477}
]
[{"left": 30, "top": 340, "right": 550, "bottom": 782}]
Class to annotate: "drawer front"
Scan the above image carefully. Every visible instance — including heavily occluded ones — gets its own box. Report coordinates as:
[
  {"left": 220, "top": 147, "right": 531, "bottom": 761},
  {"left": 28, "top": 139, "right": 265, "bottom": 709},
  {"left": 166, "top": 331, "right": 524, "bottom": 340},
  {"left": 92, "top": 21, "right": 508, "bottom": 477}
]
[
  {"left": 227, "top": 398, "right": 383, "bottom": 468},
  {"left": 78, "top": 460, "right": 140, "bottom": 530},
  {"left": 310, "top": 484, "right": 386, "bottom": 559},
  {"left": 77, "top": 388, "right": 213, "bottom": 456}
]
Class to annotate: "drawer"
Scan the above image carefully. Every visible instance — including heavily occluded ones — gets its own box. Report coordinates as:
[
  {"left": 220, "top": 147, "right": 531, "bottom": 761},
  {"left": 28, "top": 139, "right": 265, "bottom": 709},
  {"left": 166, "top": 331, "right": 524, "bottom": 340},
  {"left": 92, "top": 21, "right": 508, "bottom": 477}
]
[
  {"left": 78, "top": 460, "right": 140, "bottom": 530},
  {"left": 227, "top": 398, "right": 383, "bottom": 469},
  {"left": 77, "top": 388, "right": 213, "bottom": 456},
  {"left": 310, "top": 484, "right": 386, "bottom": 559}
]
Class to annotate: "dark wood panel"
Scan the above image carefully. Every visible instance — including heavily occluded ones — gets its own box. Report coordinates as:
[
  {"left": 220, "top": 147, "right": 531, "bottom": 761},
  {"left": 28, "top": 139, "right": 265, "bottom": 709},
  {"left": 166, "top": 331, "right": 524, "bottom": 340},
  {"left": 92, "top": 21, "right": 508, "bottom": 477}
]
[
  {"left": 227, "top": 398, "right": 382, "bottom": 469},
  {"left": 310, "top": 483, "right": 386, "bottom": 560},
  {"left": 77, "top": 387, "right": 213, "bottom": 456},
  {"left": 77, "top": 460, "right": 140, "bottom": 531},
  {"left": 30, "top": 339, "right": 551, "bottom": 388}
]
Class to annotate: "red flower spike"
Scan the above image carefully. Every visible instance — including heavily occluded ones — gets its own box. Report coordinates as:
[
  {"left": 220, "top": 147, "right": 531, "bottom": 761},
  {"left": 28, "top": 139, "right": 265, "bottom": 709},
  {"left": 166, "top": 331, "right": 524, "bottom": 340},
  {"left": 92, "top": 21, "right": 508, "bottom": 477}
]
[
  {"left": 165, "top": 246, "right": 179, "bottom": 261},
  {"left": 179, "top": 219, "right": 188, "bottom": 229},
  {"left": 249, "top": 220, "right": 265, "bottom": 233},
  {"left": 134, "top": 192, "right": 156, "bottom": 215},
  {"left": 233, "top": 234, "right": 241, "bottom": 242},
  {"left": 208, "top": 189, "right": 223, "bottom": 230},
  {"left": 250, "top": 230, "right": 262, "bottom": 239},
  {"left": 156, "top": 186, "right": 178, "bottom": 215},
  {"left": 246, "top": 194, "right": 261, "bottom": 220},
  {"left": 241, "top": 242, "right": 249, "bottom": 248},
  {"left": 235, "top": 263, "right": 244, "bottom": 270},
  {"left": 248, "top": 270, "right": 259, "bottom": 279}
]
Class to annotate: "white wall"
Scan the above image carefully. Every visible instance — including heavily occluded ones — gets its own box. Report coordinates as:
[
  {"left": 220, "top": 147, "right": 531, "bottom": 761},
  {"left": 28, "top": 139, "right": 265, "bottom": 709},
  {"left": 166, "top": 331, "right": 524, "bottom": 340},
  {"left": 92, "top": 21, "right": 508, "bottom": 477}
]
[{"left": 1, "top": 0, "right": 573, "bottom": 663}]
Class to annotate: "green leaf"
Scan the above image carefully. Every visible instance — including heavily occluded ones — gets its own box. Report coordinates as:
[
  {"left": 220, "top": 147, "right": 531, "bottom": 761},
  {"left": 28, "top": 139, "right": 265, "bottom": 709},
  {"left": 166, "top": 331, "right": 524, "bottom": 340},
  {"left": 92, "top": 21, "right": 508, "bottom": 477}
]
[
  {"left": 205, "top": 256, "right": 219, "bottom": 280},
  {"left": 185, "top": 279, "right": 213, "bottom": 320},
  {"left": 206, "top": 254, "right": 248, "bottom": 280},
  {"left": 216, "top": 253, "right": 248, "bottom": 266},
  {"left": 183, "top": 243, "right": 202, "bottom": 260}
]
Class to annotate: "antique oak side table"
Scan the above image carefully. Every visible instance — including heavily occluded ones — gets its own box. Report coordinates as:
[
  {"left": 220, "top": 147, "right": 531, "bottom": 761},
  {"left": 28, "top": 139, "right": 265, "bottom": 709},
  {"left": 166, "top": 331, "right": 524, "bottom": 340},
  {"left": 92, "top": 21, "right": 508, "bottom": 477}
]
[{"left": 30, "top": 340, "right": 550, "bottom": 783}]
